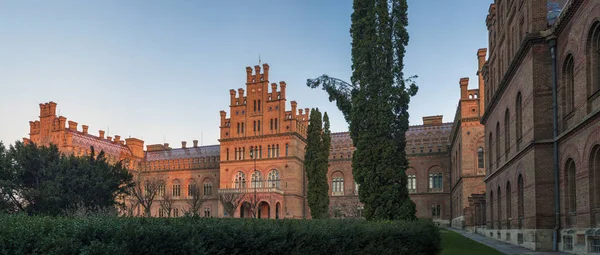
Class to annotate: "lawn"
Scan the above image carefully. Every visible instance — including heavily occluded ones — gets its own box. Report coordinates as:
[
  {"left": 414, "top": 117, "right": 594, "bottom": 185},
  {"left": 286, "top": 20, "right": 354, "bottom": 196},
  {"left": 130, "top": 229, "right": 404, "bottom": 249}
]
[{"left": 441, "top": 228, "right": 504, "bottom": 255}]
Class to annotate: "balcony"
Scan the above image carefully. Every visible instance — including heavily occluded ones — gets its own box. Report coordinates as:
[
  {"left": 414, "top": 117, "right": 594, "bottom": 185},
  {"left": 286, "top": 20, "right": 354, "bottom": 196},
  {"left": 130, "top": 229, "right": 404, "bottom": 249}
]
[{"left": 219, "top": 187, "right": 283, "bottom": 195}]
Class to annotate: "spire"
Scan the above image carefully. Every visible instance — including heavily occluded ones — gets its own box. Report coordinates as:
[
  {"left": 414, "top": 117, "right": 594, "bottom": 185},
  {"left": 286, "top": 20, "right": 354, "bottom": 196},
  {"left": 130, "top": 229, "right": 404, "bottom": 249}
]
[{"left": 259, "top": 54, "right": 261, "bottom": 65}]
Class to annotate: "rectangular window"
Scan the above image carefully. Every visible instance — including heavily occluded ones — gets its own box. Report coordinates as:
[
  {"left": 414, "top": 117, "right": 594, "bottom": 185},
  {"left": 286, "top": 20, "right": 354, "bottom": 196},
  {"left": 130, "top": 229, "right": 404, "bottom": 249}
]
[
  {"left": 285, "top": 143, "right": 289, "bottom": 157},
  {"left": 257, "top": 120, "right": 261, "bottom": 132},
  {"left": 268, "top": 145, "right": 271, "bottom": 158},
  {"left": 241, "top": 123, "right": 244, "bottom": 133},
  {"left": 227, "top": 148, "right": 229, "bottom": 161},
  {"left": 270, "top": 119, "right": 273, "bottom": 130},
  {"left": 203, "top": 183, "right": 212, "bottom": 196},
  {"left": 258, "top": 100, "right": 261, "bottom": 112},
  {"left": 259, "top": 146, "right": 262, "bottom": 158},
  {"left": 253, "top": 100, "right": 256, "bottom": 112},
  {"left": 188, "top": 184, "right": 197, "bottom": 197},
  {"left": 275, "top": 118, "right": 278, "bottom": 130},
  {"left": 173, "top": 208, "right": 179, "bottom": 217},
  {"left": 276, "top": 144, "right": 279, "bottom": 157},
  {"left": 253, "top": 121, "right": 256, "bottom": 132},
  {"left": 173, "top": 184, "right": 180, "bottom": 197},
  {"left": 237, "top": 123, "right": 240, "bottom": 134},
  {"left": 204, "top": 208, "right": 211, "bottom": 218}
]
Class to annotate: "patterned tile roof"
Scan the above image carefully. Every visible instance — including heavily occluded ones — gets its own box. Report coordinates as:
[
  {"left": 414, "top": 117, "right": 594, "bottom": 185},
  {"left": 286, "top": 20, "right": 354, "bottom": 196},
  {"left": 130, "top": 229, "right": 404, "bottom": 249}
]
[
  {"left": 145, "top": 145, "right": 220, "bottom": 161},
  {"left": 71, "top": 131, "right": 131, "bottom": 157}
]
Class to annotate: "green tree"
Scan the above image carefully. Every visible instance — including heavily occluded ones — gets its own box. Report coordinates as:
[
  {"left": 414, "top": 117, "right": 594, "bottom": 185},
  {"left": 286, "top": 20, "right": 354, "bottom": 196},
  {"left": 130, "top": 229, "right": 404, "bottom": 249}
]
[
  {"left": 0, "top": 141, "right": 133, "bottom": 216},
  {"left": 306, "top": 108, "right": 330, "bottom": 219},
  {"left": 306, "top": 0, "right": 417, "bottom": 221}
]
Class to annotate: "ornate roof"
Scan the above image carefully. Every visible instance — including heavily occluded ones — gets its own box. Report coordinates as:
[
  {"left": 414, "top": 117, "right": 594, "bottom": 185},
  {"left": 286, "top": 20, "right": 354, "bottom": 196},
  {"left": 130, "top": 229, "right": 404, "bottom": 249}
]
[
  {"left": 71, "top": 132, "right": 131, "bottom": 157},
  {"left": 145, "top": 145, "right": 220, "bottom": 161}
]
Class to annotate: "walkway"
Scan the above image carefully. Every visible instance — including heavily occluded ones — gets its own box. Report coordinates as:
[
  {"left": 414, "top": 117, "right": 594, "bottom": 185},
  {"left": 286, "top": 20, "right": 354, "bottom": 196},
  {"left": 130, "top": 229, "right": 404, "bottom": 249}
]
[{"left": 447, "top": 228, "right": 570, "bottom": 255}]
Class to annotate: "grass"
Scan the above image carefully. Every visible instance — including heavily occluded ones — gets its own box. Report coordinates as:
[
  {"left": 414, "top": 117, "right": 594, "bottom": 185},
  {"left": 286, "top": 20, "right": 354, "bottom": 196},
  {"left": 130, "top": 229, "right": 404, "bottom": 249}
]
[{"left": 441, "top": 228, "right": 505, "bottom": 255}]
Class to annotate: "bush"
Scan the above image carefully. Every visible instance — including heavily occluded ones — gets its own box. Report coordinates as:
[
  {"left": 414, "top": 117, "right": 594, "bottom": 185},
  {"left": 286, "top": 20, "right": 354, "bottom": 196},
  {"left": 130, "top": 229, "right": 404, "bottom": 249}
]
[{"left": 0, "top": 214, "right": 441, "bottom": 255}]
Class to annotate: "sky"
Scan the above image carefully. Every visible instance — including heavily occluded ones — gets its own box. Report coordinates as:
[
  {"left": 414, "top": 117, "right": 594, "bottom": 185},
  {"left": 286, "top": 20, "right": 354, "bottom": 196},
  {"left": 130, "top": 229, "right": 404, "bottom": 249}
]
[{"left": 0, "top": 0, "right": 492, "bottom": 148}]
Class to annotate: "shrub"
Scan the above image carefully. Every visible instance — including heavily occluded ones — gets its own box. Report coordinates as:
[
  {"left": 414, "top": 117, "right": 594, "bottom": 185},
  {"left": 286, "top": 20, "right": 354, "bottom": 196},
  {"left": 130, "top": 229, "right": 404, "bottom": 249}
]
[{"left": 0, "top": 215, "right": 441, "bottom": 255}]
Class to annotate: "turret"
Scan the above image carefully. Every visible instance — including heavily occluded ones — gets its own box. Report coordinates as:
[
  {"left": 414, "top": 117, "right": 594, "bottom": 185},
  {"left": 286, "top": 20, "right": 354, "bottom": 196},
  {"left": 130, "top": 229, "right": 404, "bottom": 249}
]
[
  {"left": 181, "top": 141, "right": 187, "bottom": 148},
  {"left": 291, "top": 101, "right": 298, "bottom": 118},
  {"left": 230, "top": 89, "right": 236, "bottom": 105},
  {"left": 99, "top": 130, "right": 105, "bottom": 139},
  {"left": 68, "top": 120, "right": 78, "bottom": 131},
  {"left": 262, "top": 63, "right": 270, "bottom": 81},
  {"left": 220, "top": 110, "right": 227, "bottom": 127},
  {"left": 238, "top": 88, "right": 245, "bottom": 105},
  {"left": 271, "top": 83, "right": 278, "bottom": 100},
  {"left": 280, "top": 81, "right": 287, "bottom": 100},
  {"left": 58, "top": 116, "right": 67, "bottom": 130},
  {"left": 82, "top": 125, "right": 89, "bottom": 135}
]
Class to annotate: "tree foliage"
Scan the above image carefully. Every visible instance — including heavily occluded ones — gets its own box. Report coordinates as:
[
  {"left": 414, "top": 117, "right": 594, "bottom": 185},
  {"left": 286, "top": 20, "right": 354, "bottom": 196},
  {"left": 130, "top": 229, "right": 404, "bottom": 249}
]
[
  {"left": 305, "top": 108, "right": 331, "bottom": 219},
  {"left": 0, "top": 141, "right": 133, "bottom": 216},
  {"left": 306, "top": 0, "right": 417, "bottom": 221}
]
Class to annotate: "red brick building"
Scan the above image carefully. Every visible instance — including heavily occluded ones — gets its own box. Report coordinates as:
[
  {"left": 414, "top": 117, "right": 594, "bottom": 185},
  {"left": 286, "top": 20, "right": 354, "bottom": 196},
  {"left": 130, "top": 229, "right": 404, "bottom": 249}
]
[
  {"left": 24, "top": 63, "right": 486, "bottom": 224},
  {"left": 480, "top": 0, "right": 600, "bottom": 253}
]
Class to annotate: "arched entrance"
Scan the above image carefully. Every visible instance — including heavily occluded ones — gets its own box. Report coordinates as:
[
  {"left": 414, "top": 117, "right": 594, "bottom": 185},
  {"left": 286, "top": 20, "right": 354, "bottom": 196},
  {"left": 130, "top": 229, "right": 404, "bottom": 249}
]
[
  {"left": 240, "top": 202, "right": 252, "bottom": 218},
  {"left": 275, "top": 202, "right": 281, "bottom": 219},
  {"left": 258, "top": 201, "right": 270, "bottom": 219}
]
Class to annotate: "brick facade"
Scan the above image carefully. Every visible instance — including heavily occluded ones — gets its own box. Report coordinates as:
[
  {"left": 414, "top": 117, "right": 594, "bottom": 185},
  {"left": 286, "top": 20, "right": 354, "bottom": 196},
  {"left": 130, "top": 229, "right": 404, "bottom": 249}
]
[{"left": 479, "top": 0, "right": 600, "bottom": 253}]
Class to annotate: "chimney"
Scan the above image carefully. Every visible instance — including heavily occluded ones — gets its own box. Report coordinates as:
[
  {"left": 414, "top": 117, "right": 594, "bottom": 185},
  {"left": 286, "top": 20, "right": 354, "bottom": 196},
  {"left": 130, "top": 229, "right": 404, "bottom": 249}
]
[
  {"left": 279, "top": 81, "right": 287, "bottom": 99},
  {"left": 58, "top": 116, "right": 67, "bottom": 130},
  {"left": 107, "top": 136, "right": 112, "bottom": 142},
  {"left": 423, "top": 115, "right": 444, "bottom": 126},
  {"left": 246, "top": 66, "right": 253, "bottom": 83},
  {"left": 460, "top": 78, "right": 469, "bottom": 100},
  {"left": 220, "top": 111, "right": 227, "bottom": 127},
  {"left": 477, "top": 48, "right": 487, "bottom": 70},
  {"left": 164, "top": 143, "right": 169, "bottom": 149},
  {"left": 238, "top": 88, "right": 245, "bottom": 105},
  {"left": 262, "top": 63, "right": 270, "bottom": 81},
  {"left": 193, "top": 140, "right": 198, "bottom": 148},
  {"left": 99, "top": 130, "right": 105, "bottom": 139},
  {"left": 271, "top": 83, "right": 278, "bottom": 99},
  {"left": 182, "top": 141, "right": 187, "bottom": 148},
  {"left": 82, "top": 125, "right": 89, "bottom": 134},
  {"left": 114, "top": 135, "right": 121, "bottom": 143},
  {"left": 230, "top": 89, "right": 236, "bottom": 105},
  {"left": 48, "top": 102, "right": 57, "bottom": 116},
  {"left": 291, "top": 101, "right": 298, "bottom": 118}
]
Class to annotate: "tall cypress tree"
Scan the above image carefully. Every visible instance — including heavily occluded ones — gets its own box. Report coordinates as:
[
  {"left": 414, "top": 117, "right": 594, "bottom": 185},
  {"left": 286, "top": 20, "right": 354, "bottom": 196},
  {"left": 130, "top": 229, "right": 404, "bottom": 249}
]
[
  {"left": 306, "top": 0, "right": 417, "bottom": 221},
  {"left": 319, "top": 112, "right": 331, "bottom": 217},
  {"left": 305, "top": 108, "right": 329, "bottom": 219}
]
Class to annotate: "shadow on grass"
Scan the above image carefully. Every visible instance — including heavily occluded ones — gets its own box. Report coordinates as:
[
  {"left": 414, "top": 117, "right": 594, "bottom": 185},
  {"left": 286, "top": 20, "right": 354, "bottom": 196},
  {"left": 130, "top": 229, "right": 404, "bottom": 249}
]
[{"left": 440, "top": 229, "right": 504, "bottom": 255}]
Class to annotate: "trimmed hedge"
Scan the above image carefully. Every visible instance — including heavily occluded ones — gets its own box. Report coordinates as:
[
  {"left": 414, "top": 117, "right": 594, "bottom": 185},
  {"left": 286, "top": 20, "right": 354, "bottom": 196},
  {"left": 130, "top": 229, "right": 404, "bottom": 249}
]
[{"left": 0, "top": 215, "right": 441, "bottom": 255}]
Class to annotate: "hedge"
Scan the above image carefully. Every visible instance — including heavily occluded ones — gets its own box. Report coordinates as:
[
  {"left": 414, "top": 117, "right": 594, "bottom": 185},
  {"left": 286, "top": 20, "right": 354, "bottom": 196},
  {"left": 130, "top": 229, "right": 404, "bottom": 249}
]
[{"left": 0, "top": 214, "right": 441, "bottom": 255}]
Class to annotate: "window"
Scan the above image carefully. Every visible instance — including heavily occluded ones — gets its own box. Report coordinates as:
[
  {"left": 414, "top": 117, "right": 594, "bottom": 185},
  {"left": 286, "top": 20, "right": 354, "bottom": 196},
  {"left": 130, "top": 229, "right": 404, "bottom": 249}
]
[
  {"left": 285, "top": 143, "right": 289, "bottom": 157},
  {"left": 504, "top": 109, "right": 510, "bottom": 159},
  {"left": 566, "top": 159, "right": 577, "bottom": 226},
  {"left": 591, "top": 146, "right": 600, "bottom": 216},
  {"left": 257, "top": 120, "right": 261, "bottom": 132},
  {"left": 332, "top": 177, "right": 344, "bottom": 195},
  {"left": 270, "top": 119, "right": 273, "bottom": 130},
  {"left": 429, "top": 173, "right": 442, "bottom": 191},
  {"left": 407, "top": 174, "right": 416, "bottom": 192},
  {"left": 268, "top": 145, "right": 271, "bottom": 158},
  {"left": 258, "top": 100, "right": 261, "bottom": 112},
  {"left": 241, "top": 123, "right": 244, "bottom": 133},
  {"left": 517, "top": 174, "right": 524, "bottom": 228},
  {"left": 251, "top": 171, "right": 263, "bottom": 188},
  {"left": 237, "top": 123, "right": 240, "bottom": 134},
  {"left": 204, "top": 207, "right": 211, "bottom": 218},
  {"left": 158, "top": 183, "right": 165, "bottom": 197},
  {"left": 276, "top": 144, "right": 279, "bottom": 157},
  {"left": 253, "top": 100, "right": 256, "bottom": 112},
  {"left": 432, "top": 204, "right": 441, "bottom": 218},
  {"left": 497, "top": 186, "right": 501, "bottom": 229},
  {"left": 478, "top": 147, "right": 485, "bottom": 168},
  {"left": 173, "top": 208, "right": 179, "bottom": 217},
  {"left": 253, "top": 120, "right": 256, "bottom": 132},
  {"left": 496, "top": 122, "right": 501, "bottom": 162},
  {"left": 159, "top": 208, "right": 165, "bottom": 217},
  {"left": 235, "top": 171, "right": 246, "bottom": 189},
  {"left": 274, "top": 118, "right": 278, "bottom": 130},
  {"left": 203, "top": 182, "right": 212, "bottom": 196},
  {"left": 226, "top": 148, "right": 229, "bottom": 161},
  {"left": 490, "top": 191, "right": 494, "bottom": 229},
  {"left": 188, "top": 182, "right": 197, "bottom": 197},
  {"left": 563, "top": 55, "right": 575, "bottom": 119},
  {"left": 268, "top": 170, "right": 280, "bottom": 188},
  {"left": 172, "top": 180, "right": 181, "bottom": 197},
  {"left": 506, "top": 181, "right": 512, "bottom": 229},
  {"left": 587, "top": 22, "right": 600, "bottom": 95},
  {"left": 516, "top": 92, "right": 522, "bottom": 147}
]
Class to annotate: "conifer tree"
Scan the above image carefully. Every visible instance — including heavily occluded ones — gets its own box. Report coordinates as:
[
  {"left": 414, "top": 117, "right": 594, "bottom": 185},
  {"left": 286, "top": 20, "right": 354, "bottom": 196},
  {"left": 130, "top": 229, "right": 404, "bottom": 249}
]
[
  {"left": 305, "top": 108, "right": 330, "bottom": 219},
  {"left": 306, "top": 0, "right": 417, "bottom": 221}
]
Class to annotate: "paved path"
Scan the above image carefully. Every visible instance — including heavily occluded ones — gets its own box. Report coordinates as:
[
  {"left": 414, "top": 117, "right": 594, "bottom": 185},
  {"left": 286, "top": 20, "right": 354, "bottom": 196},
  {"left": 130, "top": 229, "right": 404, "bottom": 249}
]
[{"left": 447, "top": 228, "right": 570, "bottom": 255}]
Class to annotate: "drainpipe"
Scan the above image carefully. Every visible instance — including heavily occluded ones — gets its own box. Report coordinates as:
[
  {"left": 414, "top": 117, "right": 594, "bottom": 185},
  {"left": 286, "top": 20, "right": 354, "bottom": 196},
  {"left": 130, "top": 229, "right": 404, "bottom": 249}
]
[{"left": 549, "top": 37, "right": 561, "bottom": 252}]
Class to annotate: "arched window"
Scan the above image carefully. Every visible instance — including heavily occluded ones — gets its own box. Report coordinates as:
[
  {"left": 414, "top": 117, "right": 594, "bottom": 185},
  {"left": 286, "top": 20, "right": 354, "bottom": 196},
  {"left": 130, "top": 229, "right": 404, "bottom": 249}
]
[
  {"left": 563, "top": 54, "right": 575, "bottom": 117},
  {"left": 516, "top": 92, "right": 523, "bottom": 148},
  {"left": 203, "top": 181, "right": 213, "bottom": 196},
  {"left": 490, "top": 191, "right": 495, "bottom": 229},
  {"left": 332, "top": 176, "right": 344, "bottom": 195},
  {"left": 187, "top": 179, "right": 197, "bottom": 197},
  {"left": 172, "top": 180, "right": 181, "bottom": 197},
  {"left": 591, "top": 146, "right": 600, "bottom": 227},
  {"left": 429, "top": 173, "right": 443, "bottom": 191},
  {"left": 478, "top": 147, "right": 484, "bottom": 169},
  {"left": 235, "top": 171, "right": 246, "bottom": 189},
  {"left": 158, "top": 182, "right": 166, "bottom": 197},
  {"left": 506, "top": 181, "right": 512, "bottom": 229},
  {"left": 505, "top": 109, "right": 510, "bottom": 159},
  {"left": 489, "top": 133, "right": 494, "bottom": 171},
  {"left": 496, "top": 122, "right": 501, "bottom": 162},
  {"left": 407, "top": 174, "right": 416, "bottom": 192},
  {"left": 268, "top": 170, "right": 281, "bottom": 188},
  {"left": 566, "top": 159, "right": 577, "bottom": 226},
  {"left": 251, "top": 171, "right": 263, "bottom": 188},
  {"left": 517, "top": 174, "right": 524, "bottom": 228},
  {"left": 497, "top": 186, "right": 502, "bottom": 229},
  {"left": 587, "top": 22, "right": 600, "bottom": 96}
]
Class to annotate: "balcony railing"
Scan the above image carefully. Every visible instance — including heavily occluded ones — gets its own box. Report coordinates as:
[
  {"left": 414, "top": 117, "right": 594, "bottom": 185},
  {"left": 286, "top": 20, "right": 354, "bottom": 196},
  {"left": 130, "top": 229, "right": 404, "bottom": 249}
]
[{"left": 219, "top": 187, "right": 284, "bottom": 195}]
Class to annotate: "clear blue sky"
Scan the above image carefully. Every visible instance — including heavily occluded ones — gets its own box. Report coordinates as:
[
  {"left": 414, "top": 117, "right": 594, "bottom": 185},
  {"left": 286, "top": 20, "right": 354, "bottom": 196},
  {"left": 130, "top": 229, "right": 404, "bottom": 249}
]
[{"left": 0, "top": 0, "right": 491, "bottom": 147}]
